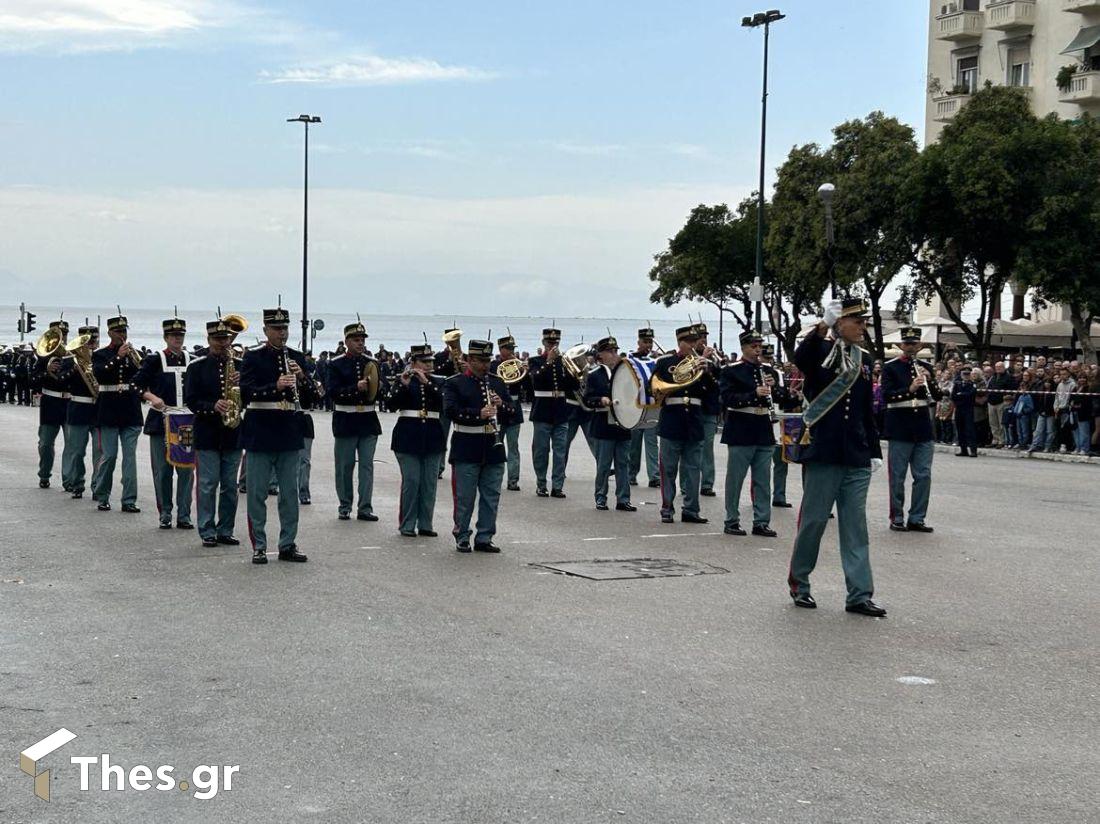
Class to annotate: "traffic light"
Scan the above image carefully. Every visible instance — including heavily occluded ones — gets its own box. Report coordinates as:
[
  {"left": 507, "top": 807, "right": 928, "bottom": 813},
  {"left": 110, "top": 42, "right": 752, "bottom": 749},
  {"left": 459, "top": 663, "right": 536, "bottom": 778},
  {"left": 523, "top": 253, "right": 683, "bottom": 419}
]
[{"left": 25, "top": 312, "right": 37, "bottom": 334}]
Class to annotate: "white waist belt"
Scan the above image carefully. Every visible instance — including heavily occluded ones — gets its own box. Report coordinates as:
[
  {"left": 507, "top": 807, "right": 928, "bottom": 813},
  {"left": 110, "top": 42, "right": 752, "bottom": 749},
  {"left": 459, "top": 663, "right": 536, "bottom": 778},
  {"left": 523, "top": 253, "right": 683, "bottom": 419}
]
[
  {"left": 728, "top": 406, "right": 771, "bottom": 415},
  {"left": 887, "top": 399, "right": 931, "bottom": 410},
  {"left": 453, "top": 423, "right": 496, "bottom": 434},
  {"left": 533, "top": 390, "right": 564, "bottom": 398},
  {"left": 42, "top": 389, "right": 70, "bottom": 399},
  {"left": 69, "top": 395, "right": 95, "bottom": 404},
  {"left": 98, "top": 384, "right": 132, "bottom": 392},
  {"left": 565, "top": 398, "right": 581, "bottom": 406},
  {"left": 398, "top": 409, "right": 440, "bottom": 419},
  {"left": 334, "top": 404, "right": 377, "bottom": 413},
  {"left": 248, "top": 401, "right": 296, "bottom": 411},
  {"left": 665, "top": 397, "right": 702, "bottom": 406}
]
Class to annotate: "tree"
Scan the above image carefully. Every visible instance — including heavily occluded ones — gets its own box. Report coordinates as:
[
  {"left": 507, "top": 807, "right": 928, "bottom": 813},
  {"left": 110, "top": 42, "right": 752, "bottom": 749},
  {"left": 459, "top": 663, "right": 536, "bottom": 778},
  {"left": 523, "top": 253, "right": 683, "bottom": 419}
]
[
  {"left": 648, "top": 199, "right": 766, "bottom": 336},
  {"left": 901, "top": 85, "right": 1048, "bottom": 358},
  {"left": 1016, "top": 115, "right": 1100, "bottom": 364},
  {"left": 826, "top": 112, "right": 920, "bottom": 358}
]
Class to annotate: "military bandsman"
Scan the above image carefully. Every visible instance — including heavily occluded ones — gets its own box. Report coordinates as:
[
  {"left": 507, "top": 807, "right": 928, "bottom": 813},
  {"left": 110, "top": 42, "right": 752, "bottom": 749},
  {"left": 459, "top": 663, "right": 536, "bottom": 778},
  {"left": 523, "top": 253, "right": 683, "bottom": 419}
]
[
  {"left": 34, "top": 319, "right": 71, "bottom": 490},
  {"left": 134, "top": 317, "right": 194, "bottom": 529},
  {"left": 692, "top": 322, "right": 721, "bottom": 498},
  {"left": 59, "top": 326, "right": 100, "bottom": 499},
  {"left": 91, "top": 315, "right": 143, "bottom": 513},
  {"left": 627, "top": 328, "right": 660, "bottom": 488},
  {"left": 881, "top": 326, "right": 940, "bottom": 533},
  {"left": 527, "top": 328, "right": 578, "bottom": 498},
  {"left": 718, "top": 330, "right": 785, "bottom": 538},
  {"left": 442, "top": 339, "right": 514, "bottom": 553},
  {"left": 761, "top": 343, "right": 798, "bottom": 508},
  {"left": 584, "top": 336, "right": 635, "bottom": 512},
  {"left": 325, "top": 321, "right": 382, "bottom": 522},
  {"left": 387, "top": 344, "right": 445, "bottom": 537},
  {"left": 183, "top": 318, "right": 243, "bottom": 548},
  {"left": 788, "top": 298, "right": 886, "bottom": 617},
  {"left": 491, "top": 334, "right": 525, "bottom": 492},
  {"left": 654, "top": 325, "right": 711, "bottom": 524},
  {"left": 239, "top": 307, "right": 317, "bottom": 564}
]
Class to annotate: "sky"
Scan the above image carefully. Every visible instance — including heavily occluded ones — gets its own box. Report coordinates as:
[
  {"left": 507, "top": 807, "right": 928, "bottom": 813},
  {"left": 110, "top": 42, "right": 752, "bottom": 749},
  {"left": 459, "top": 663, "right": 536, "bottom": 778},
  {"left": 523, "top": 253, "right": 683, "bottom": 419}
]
[{"left": 0, "top": 0, "right": 929, "bottom": 320}]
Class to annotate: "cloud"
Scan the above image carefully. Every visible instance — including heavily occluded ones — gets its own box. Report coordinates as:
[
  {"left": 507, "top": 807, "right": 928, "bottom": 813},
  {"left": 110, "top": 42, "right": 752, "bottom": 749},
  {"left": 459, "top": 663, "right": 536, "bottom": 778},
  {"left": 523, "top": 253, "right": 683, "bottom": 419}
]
[
  {"left": 552, "top": 142, "right": 628, "bottom": 157},
  {"left": 259, "top": 55, "right": 498, "bottom": 86}
]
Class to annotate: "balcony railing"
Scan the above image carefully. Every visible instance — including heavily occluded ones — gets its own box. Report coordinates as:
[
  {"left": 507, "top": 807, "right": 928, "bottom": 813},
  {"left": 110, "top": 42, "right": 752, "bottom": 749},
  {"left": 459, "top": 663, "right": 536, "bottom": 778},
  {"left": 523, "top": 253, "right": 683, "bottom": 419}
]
[
  {"left": 1058, "top": 70, "right": 1100, "bottom": 103},
  {"left": 932, "top": 93, "right": 972, "bottom": 122},
  {"left": 987, "top": 0, "right": 1035, "bottom": 30},
  {"left": 1063, "top": 0, "right": 1100, "bottom": 13},
  {"left": 935, "top": 8, "right": 984, "bottom": 40}
]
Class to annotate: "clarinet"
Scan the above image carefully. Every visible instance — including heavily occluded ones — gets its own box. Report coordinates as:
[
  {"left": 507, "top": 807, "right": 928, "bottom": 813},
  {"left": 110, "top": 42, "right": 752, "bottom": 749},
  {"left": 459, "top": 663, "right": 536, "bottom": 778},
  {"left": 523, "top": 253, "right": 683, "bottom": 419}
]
[
  {"left": 485, "top": 380, "right": 504, "bottom": 448},
  {"left": 281, "top": 348, "right": 301, "bottom": 409}
]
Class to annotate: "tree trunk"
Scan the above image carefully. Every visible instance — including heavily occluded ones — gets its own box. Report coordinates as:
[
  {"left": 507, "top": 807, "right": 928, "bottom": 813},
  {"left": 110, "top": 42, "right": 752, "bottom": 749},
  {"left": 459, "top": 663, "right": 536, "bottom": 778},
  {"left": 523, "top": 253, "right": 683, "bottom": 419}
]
[
  {"left": 866, "top": 285, "right": 886, "bottom": 360},
  {"left": 1069, "top": 302, "right": 1097, "bottom": 365}
]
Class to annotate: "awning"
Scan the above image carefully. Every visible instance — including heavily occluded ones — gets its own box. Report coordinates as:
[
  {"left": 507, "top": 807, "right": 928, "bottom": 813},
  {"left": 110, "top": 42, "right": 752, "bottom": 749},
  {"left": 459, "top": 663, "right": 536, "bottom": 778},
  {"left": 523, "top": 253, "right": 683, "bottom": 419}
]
[{"left": 1061, "top": 25, "right": 1100, "bottom": 55}]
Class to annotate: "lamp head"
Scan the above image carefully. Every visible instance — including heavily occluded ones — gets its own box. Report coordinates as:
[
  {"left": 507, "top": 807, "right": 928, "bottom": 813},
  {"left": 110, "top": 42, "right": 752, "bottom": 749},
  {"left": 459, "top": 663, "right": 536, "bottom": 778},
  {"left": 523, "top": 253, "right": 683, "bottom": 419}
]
[{"left": 817, "top": 182, "right": 835, "bottom": 206}]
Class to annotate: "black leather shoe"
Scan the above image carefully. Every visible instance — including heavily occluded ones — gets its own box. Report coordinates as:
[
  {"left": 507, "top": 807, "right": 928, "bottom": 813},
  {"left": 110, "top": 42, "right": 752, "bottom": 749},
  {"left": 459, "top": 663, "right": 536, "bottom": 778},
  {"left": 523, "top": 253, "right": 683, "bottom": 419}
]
[
  {"left": 792, "top": 593, "right": 817, "bottom": 609},
  {"left": 595, "top": 503, "right": 609, "bottom": 511},
  {"left": 700, "top": 487, "right": 716, "bottom": 497},
  {"left": 681, "top": 513, "right": 708, "bottom": 524},
  {"left": 357, "top": 513, "right": 379, "bottom": 522},
  {"left": 418, "top": 529, "right": 438, "bottom": 537},
  {"left": 121, "top": 504, "right": 141, "bottom": 513},
  {"left": 536, "top": 487, "right": 549, "bottom": 498},
  {"left": 38, "top": 479, "right": 50, "bottom": 489},
  {"left": 216, "top": 535, "right": 240, "bottom": 546},
  {"left": 400, "top": 530, "right": 417, "bottom": 537},
  {"left": 474, "top": 542, "right": 501, "bottom": 553},
  {"left": 277, "top": 546, "right": 308, "bottom": 562},
  {"left": 954, "top": 451, "right": 967, "bottom": 457},
  {"left": 455, "top": 542, "right": 472, "bottom": 553},
  {"left": 299, "top": 498, "right": 311, "bottom": 506},
  {"left": 846, "top": 600, "right": 887, "bottom": 617},
  {"left": 616, "top": 503, "right": 637, "bottom": 512},
  {"left": 507, "top": 482, "right": 520, "bottom": 492},
  {"left": 724, "top": 524, "right": 746, "bottom": 536},
  {"left": 660, "top": 515, "right": 674, "bottom": 524},
  {"left": 159, "top": 522, "right": 173, "bottom": 530},
  {"left": 267, "top": 487, "right": 278, "bottom": 496},
  {"left": 202, "top": 538, "right": 218, "bottom": 548},
  {"left": 337, "top": 512, "right": 350, "bottom": 521},
  {"left": 629, "top": 480, "right": 638, "bottom": 486},
  {"left": 71, "top": 491, "right": 83, "bottom": 499},
  {"left": 906, "top": 522, "right": 934, "bottom": 533},
  {"left": 551, "top": 489, "right": 566, "bottom": 499},
  {"left": 97, "top": 501, "right": 111, "bottom": 511},
  {"left": 176, "top": 522, "right": 194, "bottom": 530},
  {"left": 772, "top": 501, "right": 793, "bottom": 508},
  {"left": 648, "top": 479, "right": 659, "bottom": 488},
  {"left": 889, "top": 522, "right": 908, "bottom": 532},
  {"left": 752, "top": 525, "right": 777, "bottom": 538},
  {"left": 252, "top": 550, "right": 268, "bottom": 565}
]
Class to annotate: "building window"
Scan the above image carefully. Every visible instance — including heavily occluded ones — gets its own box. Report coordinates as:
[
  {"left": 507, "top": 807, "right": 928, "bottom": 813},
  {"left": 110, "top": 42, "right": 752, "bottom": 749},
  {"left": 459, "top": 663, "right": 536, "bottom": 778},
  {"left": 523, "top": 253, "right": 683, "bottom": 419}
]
[
  {"left": 1007, "top": 46, "right": 1031, "bottom": 87},
  {"left": 957, "top": 56, "right": 979, "bottom": 93}
]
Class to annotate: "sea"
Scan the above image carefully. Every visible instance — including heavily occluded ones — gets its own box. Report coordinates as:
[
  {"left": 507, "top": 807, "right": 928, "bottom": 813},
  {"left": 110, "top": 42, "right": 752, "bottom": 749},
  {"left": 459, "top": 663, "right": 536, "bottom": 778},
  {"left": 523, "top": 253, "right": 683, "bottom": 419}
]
[{"left": 1, "top": 305, "right": 733, "bottom": 356}]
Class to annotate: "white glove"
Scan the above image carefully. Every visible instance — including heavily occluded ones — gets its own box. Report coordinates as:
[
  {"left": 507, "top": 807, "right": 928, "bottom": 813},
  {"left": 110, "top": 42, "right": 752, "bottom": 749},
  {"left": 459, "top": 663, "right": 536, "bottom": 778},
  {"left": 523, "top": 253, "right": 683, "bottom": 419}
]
[
  {"left": 870, "top": 458, "right": 883, "bottom": 474},
  {"left": 822, "top": 299, "right": 844, "bottom": 328}
]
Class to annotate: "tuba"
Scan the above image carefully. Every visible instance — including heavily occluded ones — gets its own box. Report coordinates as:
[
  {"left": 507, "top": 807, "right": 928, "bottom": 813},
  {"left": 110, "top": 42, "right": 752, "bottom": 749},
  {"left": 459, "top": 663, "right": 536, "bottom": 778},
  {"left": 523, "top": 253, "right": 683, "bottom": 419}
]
[
  {"left": 64, "top": 334, "right": 99, "bottom": 399},
  {"left": 222, "top": 314, "right": 249, "bottom": 337},
  {"left": 35, "top": 328, "right": 66, "bottom": 362},
  {"left": 651, "top": 350, "right": 707, "bottom": 404},
  {"left": 442, "top": 328, "right": 465, "bottom": 371}
]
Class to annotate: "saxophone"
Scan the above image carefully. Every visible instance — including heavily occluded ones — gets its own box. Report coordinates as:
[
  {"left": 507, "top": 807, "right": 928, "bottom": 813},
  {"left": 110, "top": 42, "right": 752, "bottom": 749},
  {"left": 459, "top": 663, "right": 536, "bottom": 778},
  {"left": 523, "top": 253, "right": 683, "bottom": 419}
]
[{"left": 222, "top": 353, "right": 242, "bottom": 429}]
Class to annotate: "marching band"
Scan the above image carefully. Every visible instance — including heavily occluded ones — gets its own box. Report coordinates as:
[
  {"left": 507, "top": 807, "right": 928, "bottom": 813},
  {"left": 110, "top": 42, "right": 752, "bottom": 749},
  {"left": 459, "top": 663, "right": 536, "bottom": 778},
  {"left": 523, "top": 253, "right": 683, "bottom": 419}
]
[{"left": 20, "top": 298, "right": 902, "bottom": 616}]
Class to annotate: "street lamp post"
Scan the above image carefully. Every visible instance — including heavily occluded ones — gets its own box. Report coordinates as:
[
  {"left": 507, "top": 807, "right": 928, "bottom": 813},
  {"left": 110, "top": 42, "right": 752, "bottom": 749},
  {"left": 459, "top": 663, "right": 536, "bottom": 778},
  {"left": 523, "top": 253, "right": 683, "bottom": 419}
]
[
  {"left": 287, "top": 114, "right": 321, "bottom": 353},
  {"left": 817, "top": 182, "right": 837, "bottom": 299},
  {"left": 742, "top": 9, "right": 785, "bottom": 332}
]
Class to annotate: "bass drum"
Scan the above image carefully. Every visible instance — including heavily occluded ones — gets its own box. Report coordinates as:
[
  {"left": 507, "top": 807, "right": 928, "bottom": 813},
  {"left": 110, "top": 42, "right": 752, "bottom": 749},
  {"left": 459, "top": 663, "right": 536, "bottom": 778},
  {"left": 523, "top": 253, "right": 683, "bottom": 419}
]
[{"left": 610, "top": 356, "right": 660, "bottom": 430}]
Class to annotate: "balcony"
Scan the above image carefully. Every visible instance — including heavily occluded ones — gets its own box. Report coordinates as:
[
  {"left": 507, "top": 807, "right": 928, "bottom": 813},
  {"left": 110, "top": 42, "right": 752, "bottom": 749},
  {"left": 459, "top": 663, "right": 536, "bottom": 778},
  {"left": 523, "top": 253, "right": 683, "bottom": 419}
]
[
  {"left": 987, "top": 0, "right": 1035, "bottom": 30},
  {"left": 1058, "top": 69, "right": 1100, "bottom": 103},
  {"left": 932, "top": 92, "right": 972, "bottom": 122},
  {"left": 1063, "top": 0, "right": 1100, "bottom": 12},
  {"left": 935, "top": 8, "right": 983, "bottom": 40}
]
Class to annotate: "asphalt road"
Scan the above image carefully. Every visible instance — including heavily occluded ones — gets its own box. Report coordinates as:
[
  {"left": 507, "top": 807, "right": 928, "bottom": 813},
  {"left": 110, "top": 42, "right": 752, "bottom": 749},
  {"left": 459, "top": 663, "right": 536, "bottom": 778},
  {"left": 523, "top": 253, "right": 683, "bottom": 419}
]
[{"left": 0, "top": 404, "right": 1095, "bottom": 823}]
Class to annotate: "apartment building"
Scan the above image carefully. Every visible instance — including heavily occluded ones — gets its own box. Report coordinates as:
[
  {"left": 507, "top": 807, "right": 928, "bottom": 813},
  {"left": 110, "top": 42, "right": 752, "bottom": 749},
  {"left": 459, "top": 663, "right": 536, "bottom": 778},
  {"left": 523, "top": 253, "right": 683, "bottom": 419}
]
[{"left": 926, "top": 0, "right": 1100, "bottom": 143}]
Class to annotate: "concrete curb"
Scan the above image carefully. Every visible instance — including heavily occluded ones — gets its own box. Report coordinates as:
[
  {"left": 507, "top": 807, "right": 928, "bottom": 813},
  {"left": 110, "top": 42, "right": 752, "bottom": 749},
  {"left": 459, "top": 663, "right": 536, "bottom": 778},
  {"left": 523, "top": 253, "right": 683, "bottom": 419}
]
[{"left": 929, "top": 443, "right": 1099, "bottom": 465}]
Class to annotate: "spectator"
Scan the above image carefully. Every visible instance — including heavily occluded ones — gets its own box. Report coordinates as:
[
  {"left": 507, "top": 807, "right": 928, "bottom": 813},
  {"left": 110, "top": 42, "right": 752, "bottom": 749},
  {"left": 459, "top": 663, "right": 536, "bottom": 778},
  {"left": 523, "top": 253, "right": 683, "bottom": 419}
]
[
  {"left": 1027, "top": 374, "right": 1057, "bottom": 454},
  {"left": 951, "top": 366, "right": 978, "bottom": 457},
  {"left": 986, "top": 362, "right": 1015, "bottom": 448}
]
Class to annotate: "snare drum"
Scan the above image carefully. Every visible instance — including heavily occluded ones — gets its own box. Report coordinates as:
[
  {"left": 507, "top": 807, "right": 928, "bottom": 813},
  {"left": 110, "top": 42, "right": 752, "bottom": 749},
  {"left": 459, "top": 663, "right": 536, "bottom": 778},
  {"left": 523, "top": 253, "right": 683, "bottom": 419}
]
[{"left": 610, "top": 356, "right": 660, "bottom": 430}]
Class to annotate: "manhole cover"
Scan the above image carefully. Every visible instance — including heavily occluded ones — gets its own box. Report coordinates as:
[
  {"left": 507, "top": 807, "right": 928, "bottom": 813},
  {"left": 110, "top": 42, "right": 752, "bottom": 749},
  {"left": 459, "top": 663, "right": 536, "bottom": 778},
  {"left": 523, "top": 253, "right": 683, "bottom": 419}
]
[{"left": 530, "top": 558, "right": 729, "bottom": 581}]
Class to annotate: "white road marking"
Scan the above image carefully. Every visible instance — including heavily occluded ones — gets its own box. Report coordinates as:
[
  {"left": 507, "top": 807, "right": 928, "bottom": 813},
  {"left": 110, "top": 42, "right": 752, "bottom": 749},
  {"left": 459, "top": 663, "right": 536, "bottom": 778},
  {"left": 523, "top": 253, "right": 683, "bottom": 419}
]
[
  {"left": 896, "top": 676, "right": 936, "bottom": 686},
  {"left": 640, "top": 532, "right": 723, "bottom": 539},
  {"left": 582, "top": 537, "right": 619, "bottom": 542}
]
